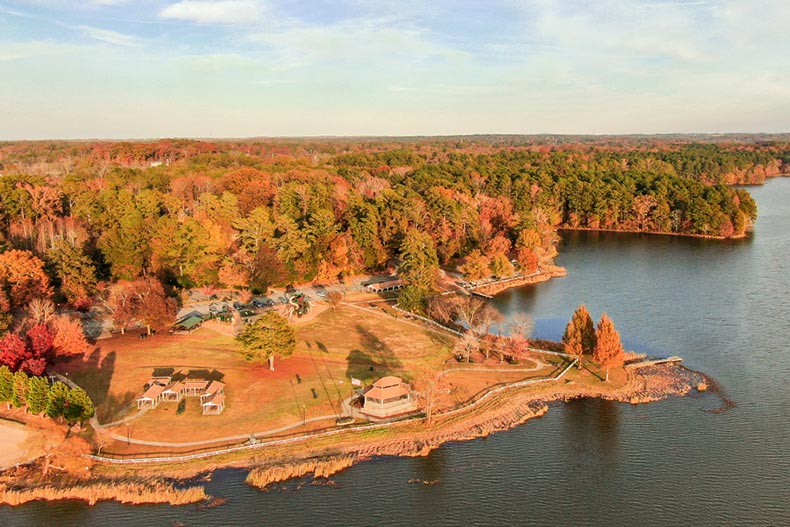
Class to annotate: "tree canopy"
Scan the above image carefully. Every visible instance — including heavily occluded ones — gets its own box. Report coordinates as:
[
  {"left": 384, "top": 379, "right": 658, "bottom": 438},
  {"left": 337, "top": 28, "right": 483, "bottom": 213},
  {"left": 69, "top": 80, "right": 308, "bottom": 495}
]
[{"left": 236, "top": 311, "right": 296, "bottom": 370}]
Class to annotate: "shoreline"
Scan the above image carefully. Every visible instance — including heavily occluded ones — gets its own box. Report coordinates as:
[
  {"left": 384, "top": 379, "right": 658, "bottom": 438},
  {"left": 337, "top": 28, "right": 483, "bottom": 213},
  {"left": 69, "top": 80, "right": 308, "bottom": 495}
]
[
  {"left": 471, "top": 267, "right": 567, "bottom": 297},
  {"left": 0, "top": 362, "right": 711, "bottom": 507},
  {"left": 557, "top": 226, "right": 749, "bottom": 240}
]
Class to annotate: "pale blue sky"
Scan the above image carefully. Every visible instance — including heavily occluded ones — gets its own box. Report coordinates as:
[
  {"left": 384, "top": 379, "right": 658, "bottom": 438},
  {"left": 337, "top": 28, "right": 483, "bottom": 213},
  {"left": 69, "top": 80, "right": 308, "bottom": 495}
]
[{"left": 1, "top": 0, "right": 788, "bottom": 139}]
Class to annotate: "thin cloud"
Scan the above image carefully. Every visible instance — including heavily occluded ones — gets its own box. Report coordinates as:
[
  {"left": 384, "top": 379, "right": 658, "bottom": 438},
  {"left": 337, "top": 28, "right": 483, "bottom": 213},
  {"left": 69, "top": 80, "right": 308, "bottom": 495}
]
[
  {"left": 77, "top": 25, "right": 141, "bottom": 46},
  {"left": 160, "top": 0, "right": 263, "bottom": 24}
]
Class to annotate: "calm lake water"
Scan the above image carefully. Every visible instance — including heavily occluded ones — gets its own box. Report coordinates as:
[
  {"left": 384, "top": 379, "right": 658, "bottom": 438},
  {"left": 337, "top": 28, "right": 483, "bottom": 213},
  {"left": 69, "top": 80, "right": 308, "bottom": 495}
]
[{"left": 3, "top": 179, "right": 790, "bottom": 526}]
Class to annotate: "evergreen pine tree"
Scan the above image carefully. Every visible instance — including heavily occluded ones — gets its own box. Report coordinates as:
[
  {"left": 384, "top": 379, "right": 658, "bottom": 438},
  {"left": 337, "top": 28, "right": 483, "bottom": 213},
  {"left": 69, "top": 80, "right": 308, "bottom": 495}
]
[
  {"left": 11, "top": 370, "right": 29, "bottom": 408},
  {"left": 27, "top": 376, "right": 50, "bottom": 415},
  {"left": 0, "top": 365, "right": 13, "bottom": 404},
  {"left": 46, "top": 381, "right": 70, "bottom": 419},
  {"left": 64, "top": 386, "right": 95, "bottom": 423}
]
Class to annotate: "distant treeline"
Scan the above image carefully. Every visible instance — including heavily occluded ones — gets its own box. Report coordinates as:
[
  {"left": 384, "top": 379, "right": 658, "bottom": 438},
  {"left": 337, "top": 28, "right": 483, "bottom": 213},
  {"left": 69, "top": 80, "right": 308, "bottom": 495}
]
[{"left": 0, "top": 138, "right": 785, "bottom": 313}]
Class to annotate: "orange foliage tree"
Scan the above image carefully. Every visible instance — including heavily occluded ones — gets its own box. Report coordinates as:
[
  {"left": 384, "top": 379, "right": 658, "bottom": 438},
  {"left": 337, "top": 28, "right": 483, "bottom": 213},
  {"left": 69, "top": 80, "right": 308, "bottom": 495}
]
[
  {"left": 0, "top": 250, "right": 52, "bottom": 305},
  {"left": 50, "top": 315, "right": 93, "bottom": 357},
  {"left": 593, "top": 313, "right": 624, "bottom": 382}
]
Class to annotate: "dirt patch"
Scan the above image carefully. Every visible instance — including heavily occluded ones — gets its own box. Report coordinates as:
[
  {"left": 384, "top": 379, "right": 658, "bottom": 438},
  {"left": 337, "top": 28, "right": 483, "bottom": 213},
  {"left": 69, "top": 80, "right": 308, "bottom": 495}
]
[{"left": 0, "top": 421, "right": 37, "bottom": 470}]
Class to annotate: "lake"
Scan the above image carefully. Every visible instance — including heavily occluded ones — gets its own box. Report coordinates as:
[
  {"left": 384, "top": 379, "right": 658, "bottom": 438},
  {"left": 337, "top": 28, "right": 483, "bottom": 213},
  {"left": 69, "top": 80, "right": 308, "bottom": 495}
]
[{"left": 3, "top": 179, "right": 789, "bottom": 526}]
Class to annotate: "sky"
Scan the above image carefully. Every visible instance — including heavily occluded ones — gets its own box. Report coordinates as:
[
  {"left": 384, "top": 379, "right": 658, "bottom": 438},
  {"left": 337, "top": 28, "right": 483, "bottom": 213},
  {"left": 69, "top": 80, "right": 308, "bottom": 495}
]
[{"left": 1, "top": 0, "right": 789, "bottom": 139}]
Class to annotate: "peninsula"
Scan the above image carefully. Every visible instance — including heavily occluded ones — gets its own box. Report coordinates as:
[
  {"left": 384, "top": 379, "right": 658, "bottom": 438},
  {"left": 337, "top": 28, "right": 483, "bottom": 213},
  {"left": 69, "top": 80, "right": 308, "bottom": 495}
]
[{"left": 0, "top": 135, "right": 778, "bottom": 506}]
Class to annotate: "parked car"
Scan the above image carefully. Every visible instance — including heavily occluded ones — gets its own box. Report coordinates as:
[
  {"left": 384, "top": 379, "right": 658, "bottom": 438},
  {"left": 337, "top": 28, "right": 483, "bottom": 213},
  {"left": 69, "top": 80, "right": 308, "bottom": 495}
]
[
  {"left": 278, "top": 296, "right": 289, "bottom": 304},
  {"left": 285, "top": 284, "right": 296, "bottom": 294},
  {"left": 316, "top": 290, "right": 327, "bottom": 298},
  {"left": 232, "top": 301, "right": 242, "bottom": 309}
]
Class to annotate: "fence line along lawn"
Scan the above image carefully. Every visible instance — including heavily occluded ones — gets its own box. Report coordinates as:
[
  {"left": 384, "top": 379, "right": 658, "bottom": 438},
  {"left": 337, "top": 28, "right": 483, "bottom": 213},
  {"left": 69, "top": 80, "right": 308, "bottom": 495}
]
[{"left": 55, "top": 305, "right": 454, "bottom": 445}]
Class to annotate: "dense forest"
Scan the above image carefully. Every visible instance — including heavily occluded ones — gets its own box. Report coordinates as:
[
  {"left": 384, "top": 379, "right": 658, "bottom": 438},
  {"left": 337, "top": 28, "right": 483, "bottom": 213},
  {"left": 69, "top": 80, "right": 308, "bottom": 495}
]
[{"left": 0, "top": 137, "right": 787, "bottom": 324}]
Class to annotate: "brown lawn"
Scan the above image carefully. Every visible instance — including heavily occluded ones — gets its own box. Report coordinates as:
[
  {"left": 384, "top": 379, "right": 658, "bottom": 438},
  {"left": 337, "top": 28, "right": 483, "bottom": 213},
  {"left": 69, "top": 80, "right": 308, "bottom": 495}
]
[{"left": 55, "top": 305, "right": 454, "bottom": 444}]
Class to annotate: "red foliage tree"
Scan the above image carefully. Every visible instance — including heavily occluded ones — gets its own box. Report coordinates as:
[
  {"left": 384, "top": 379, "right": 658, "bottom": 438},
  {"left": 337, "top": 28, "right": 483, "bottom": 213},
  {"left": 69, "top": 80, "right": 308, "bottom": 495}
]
[
  {"left": 0, "top": 333, "right": 28, "bottom": 370},
  {"left": 27, "top": 323, "right": 54, "bottom": 358}
]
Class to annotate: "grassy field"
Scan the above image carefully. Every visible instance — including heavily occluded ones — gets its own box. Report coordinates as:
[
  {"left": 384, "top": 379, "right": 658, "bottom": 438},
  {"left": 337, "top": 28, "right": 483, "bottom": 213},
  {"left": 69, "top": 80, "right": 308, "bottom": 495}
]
[
  {"left": 54, "top": 304, "right": 598, "bottom": 451},
  {"left": 55, "top": 305, "right": 454, "bottom": 444}
]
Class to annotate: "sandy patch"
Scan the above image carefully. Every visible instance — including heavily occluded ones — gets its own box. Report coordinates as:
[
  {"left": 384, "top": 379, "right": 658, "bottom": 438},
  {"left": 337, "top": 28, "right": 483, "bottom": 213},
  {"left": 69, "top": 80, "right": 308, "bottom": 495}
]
[{"left": 0, "top": 421, "right": 34, "bottom": 470}]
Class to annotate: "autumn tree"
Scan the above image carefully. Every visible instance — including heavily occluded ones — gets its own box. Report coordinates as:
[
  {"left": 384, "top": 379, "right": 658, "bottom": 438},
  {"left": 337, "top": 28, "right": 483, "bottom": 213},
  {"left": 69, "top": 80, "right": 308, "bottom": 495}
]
[
  {"left": 236, "top": 312, "right": 295, "bottom": 371},
  {"left": 0, "top": 249, "right": 52, "bottom": 305},
  {"left": 0, "top": 332, "right": 28, "bottom": 372},
  {"left": 107, "top": 278, "right": 177, "bottom": 334},
  {"left": 593, "top": 313, "right": 625, "bottom": 382},
  {"left": 47, "top": 240, "right": 98, "bottom": 305},
  {"left": 455, "top": 331, "right": 480, "bottom": 363},
  {"left": 562, "top": 305, "right": 596, "bottom": 368},
  {"left": 50, "top": 315, "right": 93, "bottom": 357},
  {"left": 0, "top": 290, "right": 12, "bottom": 335},
  {"left": 426, "top": 294, "right": 460, "bottom": 325},
  {"left": 326, "top": 290, "right": 343, "bottom": 311},
  {"left": 461, "top": 250, "right": 490, "bottom": 281},
  {"left": 515, "top": 247, "right": 539, "bottom": 274},
  {"left": 506, "top": 313, "right": 534, "bottom": 358},
  {"left": 27, "top": 375, "right": 50, "bottom": 414},
  {"left": 26, "top": 298, "right": 55, "bottom": 326},
  {"left": 489, "top": 252, "right": 515, "bottom": 278},
  {"left": 414, "top": 366, "right": 450, "bottom": 426}
]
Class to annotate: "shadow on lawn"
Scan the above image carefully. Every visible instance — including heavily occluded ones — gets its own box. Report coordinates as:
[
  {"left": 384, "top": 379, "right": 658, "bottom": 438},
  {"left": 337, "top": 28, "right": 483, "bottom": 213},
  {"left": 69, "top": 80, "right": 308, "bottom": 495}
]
[
  {"left": 81, "top": 348, "right": 117, "bottom": 408},
  {"left": 343, "top": 324, "right": 403, "bottom": 383},
  {"left": 79, "top": 349, "right": 139, "bottom": 423}
]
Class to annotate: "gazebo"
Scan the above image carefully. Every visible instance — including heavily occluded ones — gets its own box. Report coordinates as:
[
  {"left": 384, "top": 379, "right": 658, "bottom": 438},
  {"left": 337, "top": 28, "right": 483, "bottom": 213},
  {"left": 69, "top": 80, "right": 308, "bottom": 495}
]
[{"left": 361, "top": 376, "right": 417, "bottom": 419}]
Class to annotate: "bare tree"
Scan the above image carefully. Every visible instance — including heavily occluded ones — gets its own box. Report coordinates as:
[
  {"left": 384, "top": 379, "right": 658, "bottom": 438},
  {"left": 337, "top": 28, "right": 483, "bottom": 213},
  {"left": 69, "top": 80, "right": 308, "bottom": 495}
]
[
  {"left": 327, "top": 290, "right": 343, "bottom": 311},
  {"left": 27, "top": 298, "right": 55, "bottom": 326},
  {"left": 455, "top": 331, "right": 480, "bottom": 363},
  {"left": 414, "top": 366, "right": 451, "bottom": 426}
]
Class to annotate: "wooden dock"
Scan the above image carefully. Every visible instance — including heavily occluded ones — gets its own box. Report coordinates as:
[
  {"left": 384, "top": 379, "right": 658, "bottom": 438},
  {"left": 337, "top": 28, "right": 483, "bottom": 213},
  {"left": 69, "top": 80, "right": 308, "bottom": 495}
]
[
  {"left": 470, "top": 290, "right": 493, "bottom": 299},
  {"left": 625, "top": 356, "right": 683, "bottom": 369}
]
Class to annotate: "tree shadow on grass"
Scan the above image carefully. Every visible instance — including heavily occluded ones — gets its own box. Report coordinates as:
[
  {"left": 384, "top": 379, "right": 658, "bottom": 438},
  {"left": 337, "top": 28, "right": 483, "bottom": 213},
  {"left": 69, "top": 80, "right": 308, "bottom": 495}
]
[
  {"left": 77, "top": 349, "right": 117, "bottom": 408},
  {"left": 344, "top": 324, "right": 403, "bottom": 383},
  {"left": 96, "top": 391, "right": 137, "bottom": 424}
]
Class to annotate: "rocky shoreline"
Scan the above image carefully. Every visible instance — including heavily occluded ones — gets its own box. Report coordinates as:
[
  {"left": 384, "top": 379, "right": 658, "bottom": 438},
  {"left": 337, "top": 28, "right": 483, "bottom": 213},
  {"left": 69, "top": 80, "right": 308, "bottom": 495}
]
[{"left": 472, "top": 267, "right": 568, "bottom": 296}]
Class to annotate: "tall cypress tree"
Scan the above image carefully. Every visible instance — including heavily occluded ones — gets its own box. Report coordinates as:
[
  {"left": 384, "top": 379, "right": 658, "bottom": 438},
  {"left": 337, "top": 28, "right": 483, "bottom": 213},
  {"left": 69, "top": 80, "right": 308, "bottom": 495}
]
[
  {"left": 594, "top": 313, "right": 625, "bottom": 382},
  {"left": 27, "top": 376, "right": 50, "bottom": 415},
  {"left": 0, "top": 366, "right": 13, "bottom": 404},
  {"left": 563, "top": 304, "right": 597, "bottom": 368},
  {"left": 11, "top": 370, "right": 28, "bottom": 408}
]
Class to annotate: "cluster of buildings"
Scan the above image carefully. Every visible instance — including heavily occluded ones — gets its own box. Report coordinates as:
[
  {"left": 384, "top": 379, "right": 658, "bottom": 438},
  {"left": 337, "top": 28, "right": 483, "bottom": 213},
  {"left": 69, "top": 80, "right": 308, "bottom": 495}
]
[{"left": 136, "top": 370, "right": 226, "bottom": 415}]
